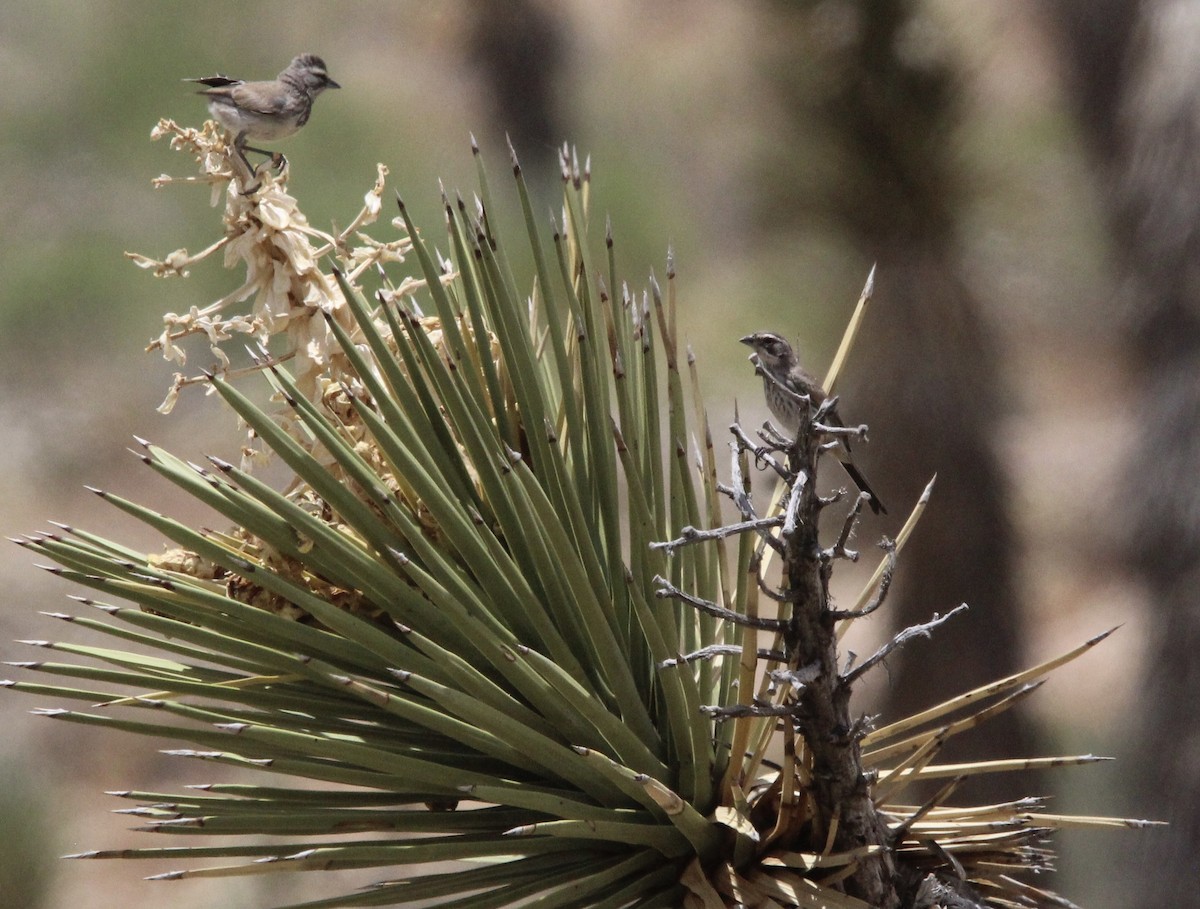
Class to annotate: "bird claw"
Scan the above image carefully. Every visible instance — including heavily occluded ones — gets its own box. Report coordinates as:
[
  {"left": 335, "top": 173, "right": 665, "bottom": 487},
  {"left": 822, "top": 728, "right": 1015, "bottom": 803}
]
[{"left": 231, "top": 149, "right": 284, "bottom": 195}]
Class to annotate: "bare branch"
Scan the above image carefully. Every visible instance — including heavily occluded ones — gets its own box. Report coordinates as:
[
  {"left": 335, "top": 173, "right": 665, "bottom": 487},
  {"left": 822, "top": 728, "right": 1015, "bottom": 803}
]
[
  {"left": 814, "top": 420, "right": 869, "bottom": 443},
  {"left": 653, "top": 576, "right": 785, "bottom": 630},
  {"left": 756, "top": 421, "right": 794, "bottom": 450},
  {"left": 823, "top": 493, "right": 868, "bottom": 562},
  {"left": 831, "top": 539, "right": 897, "bottom": 620},
  {"left": 730, "top": 422, "right": 791, "bottom": 480},
  {"left": 754, "top": 566, "right": 804, "bottom": 603},
  {"left": 842, "top": 604, "right": 969, "bottom": 686},
  {"left": 659, "top": 644, "right": 786, "bottom": 669},
  {"left": 701, "top": 701, "right": 796, "bottom": 719},
  {"left": 767, "top": 661, "right": 821, "bottom": 695},
  {"left": 651, "top": 515, "right": 784, "bottom": 555},
  {"left": 781, "top": 471, "right": 807, "bottom": 536}
]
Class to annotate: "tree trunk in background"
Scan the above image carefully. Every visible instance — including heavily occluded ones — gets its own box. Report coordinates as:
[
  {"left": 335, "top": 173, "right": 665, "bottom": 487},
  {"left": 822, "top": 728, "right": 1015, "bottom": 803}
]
[
  {"left": 759, "top": 0, "right": 1033, "bottom": 803},
  {"left": 464, "top": 0, "right": 565, "bottom": 157},
  {"left": 1043, "top": 1, "right": 1200, "bottom": 904}
]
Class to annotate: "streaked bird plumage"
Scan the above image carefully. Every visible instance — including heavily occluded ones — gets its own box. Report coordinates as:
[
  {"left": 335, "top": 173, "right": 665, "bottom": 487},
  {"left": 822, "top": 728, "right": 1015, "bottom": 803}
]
[{"left": 740, "top": 331, "right": 886, "bottom": 514}]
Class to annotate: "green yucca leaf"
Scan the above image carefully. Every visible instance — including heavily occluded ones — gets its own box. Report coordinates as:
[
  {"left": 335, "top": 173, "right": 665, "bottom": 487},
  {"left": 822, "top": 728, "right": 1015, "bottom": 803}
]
[
  {"left": 61, "top": 492, "right": 449, "bottom": 682},
  {"left": 549, "top": 224, "right": 624, "bottom": 591},
  {"left": 514, "top": 643, "right": 663, "bottom": 774},
  {"left": 5, "top": 127, "right": 1149, "bottom": 909},
  {"left": 12, "top": 133, "right": 731, "bottom": 899},
  {"left": 510, "top": 151, "right": 584, "bottom": 465}
]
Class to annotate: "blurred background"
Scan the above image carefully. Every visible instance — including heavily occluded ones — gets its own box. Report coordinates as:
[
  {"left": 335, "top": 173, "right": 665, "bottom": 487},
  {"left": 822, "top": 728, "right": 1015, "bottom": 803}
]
[{"left": 1, "top": 1, "right": 1194, "bottom": 906}]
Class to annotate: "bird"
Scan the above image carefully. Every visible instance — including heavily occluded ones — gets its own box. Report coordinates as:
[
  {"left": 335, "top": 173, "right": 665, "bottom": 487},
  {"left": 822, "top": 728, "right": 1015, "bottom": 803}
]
[
  {"left": 740, "top": 331, "right": 886, "bottom": 514},
  {"left": 185, "top": 54, "right": 340, "bottom": 179}
]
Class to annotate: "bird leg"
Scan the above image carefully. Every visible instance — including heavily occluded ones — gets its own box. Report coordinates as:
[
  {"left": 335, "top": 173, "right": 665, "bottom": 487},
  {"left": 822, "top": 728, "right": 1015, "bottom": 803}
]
[
  {"left": 227, "top": 133, "right": 287, "bottom": 195},
  {"left": 225, "top": 132, "right": 263, "bottom": 194},
  {"left": 241, "top": 144, "right": 288, "bottom": 172}
]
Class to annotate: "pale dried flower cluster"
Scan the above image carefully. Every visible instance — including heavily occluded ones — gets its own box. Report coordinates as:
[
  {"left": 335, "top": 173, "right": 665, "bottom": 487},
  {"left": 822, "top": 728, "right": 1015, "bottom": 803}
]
[
  {"left": 131, "top": 120, "right": 502, "bottom": 619},
  {"left": 129, "top": 118, "right": 421, "bottom": 419}
]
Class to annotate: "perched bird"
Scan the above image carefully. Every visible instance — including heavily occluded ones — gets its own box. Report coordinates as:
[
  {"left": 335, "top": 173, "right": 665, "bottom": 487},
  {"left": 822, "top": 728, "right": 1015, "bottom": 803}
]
[
  {"left": 185, "top": 54, "right": 340, "bottom": 177},
  {"left": 740, "top": 331, "right": 886, "bottom": 514}
]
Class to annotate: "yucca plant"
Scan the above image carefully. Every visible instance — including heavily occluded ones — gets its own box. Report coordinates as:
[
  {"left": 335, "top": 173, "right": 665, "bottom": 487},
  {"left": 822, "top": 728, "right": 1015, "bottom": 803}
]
[{"left": 4, "top": 120, "right": 1154, "bottom": 909}]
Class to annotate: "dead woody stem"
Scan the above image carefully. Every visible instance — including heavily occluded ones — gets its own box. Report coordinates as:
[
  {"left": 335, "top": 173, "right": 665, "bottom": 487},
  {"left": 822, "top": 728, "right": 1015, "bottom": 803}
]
[
  {"left": 659, "top": 405, "right": 905, "bottom": 905},
  {"left": 774, "top": 418, "right": 898, "bottom": 907}
]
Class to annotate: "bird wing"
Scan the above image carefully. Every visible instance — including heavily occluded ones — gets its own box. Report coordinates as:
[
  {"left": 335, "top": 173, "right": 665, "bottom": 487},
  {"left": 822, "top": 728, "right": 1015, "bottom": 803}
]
[{"left": 200, "top": 80, "right": 290, "bottom": 116}]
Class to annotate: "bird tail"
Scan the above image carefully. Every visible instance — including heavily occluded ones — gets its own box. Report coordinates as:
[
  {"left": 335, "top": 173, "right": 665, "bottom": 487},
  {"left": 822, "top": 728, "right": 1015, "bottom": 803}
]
[
  {"left": 839, "top": 460, "right": 886, "bottom": 515},
  {"left": 183, "top": 75, "right": 241, "bottom": 88}
]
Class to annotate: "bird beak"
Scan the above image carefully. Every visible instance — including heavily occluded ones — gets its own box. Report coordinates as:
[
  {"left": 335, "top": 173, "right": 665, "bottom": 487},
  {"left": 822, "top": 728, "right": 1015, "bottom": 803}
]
[
  {"left": 328, "top": 78, "right": 342, "bottom": 89},
  {"left": 738, "top": 335, "right": 754, "bottom": 346}
]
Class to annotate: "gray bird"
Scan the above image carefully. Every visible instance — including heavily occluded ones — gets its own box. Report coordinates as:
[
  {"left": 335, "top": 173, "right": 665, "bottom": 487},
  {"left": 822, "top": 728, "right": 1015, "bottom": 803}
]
[
  {"left": 186, "top": 54, "right": 340, "bottom": 177},
  {"left": 740, "top": 331, "right": 886, "bottom": 514}
]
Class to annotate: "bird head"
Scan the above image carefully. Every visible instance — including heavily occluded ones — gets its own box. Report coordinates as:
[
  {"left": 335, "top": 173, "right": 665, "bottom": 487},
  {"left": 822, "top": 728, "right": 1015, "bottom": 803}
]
[
  {"left": 739, "top": 332, "right": 795, "bottom": 373},
  {"left": 285, "top": 54, "right": 341, "bottom": 94}
]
